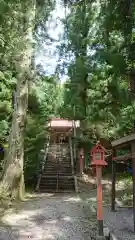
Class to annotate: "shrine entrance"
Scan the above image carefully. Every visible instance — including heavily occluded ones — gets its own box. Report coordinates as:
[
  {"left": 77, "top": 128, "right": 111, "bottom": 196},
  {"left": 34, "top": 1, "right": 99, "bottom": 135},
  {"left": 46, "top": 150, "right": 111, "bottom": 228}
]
[
  {"left": 50, "top": 132, "right": 69, "bottom": 144},
  {"left": 36, "top": 119, "right": 80, "bottom": 192}
]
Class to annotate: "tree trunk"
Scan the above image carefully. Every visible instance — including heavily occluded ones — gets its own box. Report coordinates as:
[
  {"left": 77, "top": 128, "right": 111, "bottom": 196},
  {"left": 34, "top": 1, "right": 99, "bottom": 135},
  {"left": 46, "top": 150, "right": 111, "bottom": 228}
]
[{"left": 0, "top": 0, "right": 36, "bottom": 200}]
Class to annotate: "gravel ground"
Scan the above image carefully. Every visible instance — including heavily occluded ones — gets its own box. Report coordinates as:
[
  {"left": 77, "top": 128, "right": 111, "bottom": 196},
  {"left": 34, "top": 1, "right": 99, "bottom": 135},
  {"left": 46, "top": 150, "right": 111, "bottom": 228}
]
[
  {"left": 104, "top": 207, "right": 135, "bottom": 240},
  {"left": 0, "top": 193, "right": 97, "bottom": 240},
  {"left": 78, "top": 189, "right": 135, "bottom": 240}
]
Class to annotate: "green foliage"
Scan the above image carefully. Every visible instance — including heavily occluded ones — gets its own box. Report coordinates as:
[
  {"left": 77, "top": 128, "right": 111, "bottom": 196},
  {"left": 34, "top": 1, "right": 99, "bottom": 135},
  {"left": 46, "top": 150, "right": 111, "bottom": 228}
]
[
  {"left": 58, "top": 0, "right": 135, "bottom": 146},
  {"left": 0, "top": 70, "right": 15, "bottom": 142},
  {"left": 24, "top": 76, "right": 63, "bottom": 181}
]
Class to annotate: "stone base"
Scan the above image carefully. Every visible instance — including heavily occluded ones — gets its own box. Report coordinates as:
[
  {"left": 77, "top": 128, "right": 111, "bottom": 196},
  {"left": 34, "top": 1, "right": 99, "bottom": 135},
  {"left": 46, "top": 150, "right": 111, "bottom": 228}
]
[
  {"left": 96, "top": 236, "right": 106, "bottom": 240},
  {"left": 109, "top": 232, "right": 118, "bottom": 240}
]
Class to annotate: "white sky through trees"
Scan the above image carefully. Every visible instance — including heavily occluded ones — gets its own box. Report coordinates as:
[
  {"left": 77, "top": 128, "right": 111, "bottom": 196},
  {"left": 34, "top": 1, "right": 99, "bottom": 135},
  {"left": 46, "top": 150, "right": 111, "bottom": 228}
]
[{"left": 36, "top": 0, "right": 68, "bottom": 82}]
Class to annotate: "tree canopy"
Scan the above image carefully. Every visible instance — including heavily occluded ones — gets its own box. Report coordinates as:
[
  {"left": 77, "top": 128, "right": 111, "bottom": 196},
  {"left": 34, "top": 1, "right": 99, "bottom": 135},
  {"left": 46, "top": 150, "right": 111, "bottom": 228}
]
[{"left": 57, "top": 0, "right": 135, "bottom": 140}]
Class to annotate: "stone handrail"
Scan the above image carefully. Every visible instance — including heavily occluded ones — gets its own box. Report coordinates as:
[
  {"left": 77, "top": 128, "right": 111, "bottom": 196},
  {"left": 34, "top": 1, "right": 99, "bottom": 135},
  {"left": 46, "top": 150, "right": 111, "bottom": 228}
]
[
  {"left": 69, "top": 137, "right": 74, "bottom": 175},
  {"left": 35, "top": 139, "right": 50, "bottom": 191},
  {"left": 69, "top": 137, "right": 78, "bottom": 192}
]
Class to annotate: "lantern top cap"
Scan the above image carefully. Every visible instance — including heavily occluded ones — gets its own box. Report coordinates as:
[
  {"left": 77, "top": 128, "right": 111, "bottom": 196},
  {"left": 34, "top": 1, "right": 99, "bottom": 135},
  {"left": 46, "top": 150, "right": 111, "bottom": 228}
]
[{"left": 91, "top": 142, "right": 107, "bottom": 153}]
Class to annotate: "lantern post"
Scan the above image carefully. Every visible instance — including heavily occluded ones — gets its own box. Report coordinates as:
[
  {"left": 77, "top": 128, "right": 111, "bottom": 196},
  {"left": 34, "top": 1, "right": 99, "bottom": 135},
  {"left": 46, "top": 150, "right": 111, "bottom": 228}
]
[
  {"left": 79, "top": 148, "right": 84, "bottom": 175},
  {"left": 91, "top": 143, "right": 107, "bottom": 239}
]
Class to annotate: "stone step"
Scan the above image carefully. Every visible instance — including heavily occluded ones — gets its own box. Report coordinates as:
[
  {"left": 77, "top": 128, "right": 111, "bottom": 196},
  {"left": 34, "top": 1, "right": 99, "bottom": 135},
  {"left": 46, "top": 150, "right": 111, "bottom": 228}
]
[
  {"left": 39, "top": 180, "right": 75, "bottom": 191},
  {"left": 43, "top": 167, "right": 72, "bottom": 170},
  {"left": 45, "top": 159, "right": 71, "bottom": 163},
  {"left": 43, "top": 172, "right": 72, "bottom": 175},
  {"left": 40, "top": 182, "right": 75, "bottom": 190},
  {"left": 38, "top": 189, "right": 75, "bottom": 193},
  {"left": 42, "top": 173, "right": 72, "bottom": 176},
  {"left": 44, "top": 167, "right": 72, "bottom": 170},
  {"left": 42, "top": 174, "right": 57, "bottom": 177},
  {"left": 41, "top": 175, "right": 74, "bottom": 178},
  {"left": 44, "top": 167, "right": 71, "bottom": 170},
  {"left": 43, "top": 169, "right": 67, "bottom": 172},
  {"left": 45, "top": 162, "right": 71, "bottom": 165},
  {"left": 45, "top": 163, "right": 71, "bottom": 166},
  {"left": 37, "top": 143, "right": 75, "bottom": 192},
  {"left": 40, "top": 183, "right": 74, "bottom": 188},
  {"left": 58, "top": 183, "right": 74, "bottom": 187},
  {"left": 39, "top": 179, "right": 56, "bottom": 184},
  {"left": 40, "top": 183, "right": 57, "bottom": 187},
  {"left": 40, "top": 180, "right": 74, "bottom": 185},
  {"left": 40, "top": 176, "right": 74, "bottom": 182},
  {"left": 40, "top": 179, "right": 57, "bottom": 185},
  {"left": 46, "top": 158, "right": 71, "bottom": 161},
  {"left": 39, "top": 186, "right": 57, "bottom": 190},
  {"left": 48, "top": 151, "right": 70, "bottom": 155}
]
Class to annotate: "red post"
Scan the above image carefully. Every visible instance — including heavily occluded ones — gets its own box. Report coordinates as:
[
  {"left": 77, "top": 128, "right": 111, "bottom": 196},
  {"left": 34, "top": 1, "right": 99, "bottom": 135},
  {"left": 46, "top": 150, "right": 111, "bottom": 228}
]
[{"left": 96, "top": 166, "right": 103, "bottom": 236}]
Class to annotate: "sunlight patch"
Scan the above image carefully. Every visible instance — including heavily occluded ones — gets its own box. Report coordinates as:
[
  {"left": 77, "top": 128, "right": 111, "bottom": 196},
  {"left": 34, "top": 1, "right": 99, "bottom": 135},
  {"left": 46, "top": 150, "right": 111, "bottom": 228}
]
[
  {"left": 2, "top": 209, "right": 43, "bottom": 224},
  {"left": 87, "top": 197, "right": 96, "bottom": 202},
  {"left": 62, "top": 216, "right": 72, "bottom": 222},
  {"left": 64, "top": 197, "right": 81, "bottom": 202}
]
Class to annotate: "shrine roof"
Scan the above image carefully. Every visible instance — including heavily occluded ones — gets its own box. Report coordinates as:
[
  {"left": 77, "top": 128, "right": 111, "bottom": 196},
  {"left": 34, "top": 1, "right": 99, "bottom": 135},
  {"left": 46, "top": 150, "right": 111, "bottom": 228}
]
[
  {"left": 111, "top": 133, "right": 135, "bottom": 148},
  {"left": 48, "top": 118, "right": 80, "bottom": 128}
]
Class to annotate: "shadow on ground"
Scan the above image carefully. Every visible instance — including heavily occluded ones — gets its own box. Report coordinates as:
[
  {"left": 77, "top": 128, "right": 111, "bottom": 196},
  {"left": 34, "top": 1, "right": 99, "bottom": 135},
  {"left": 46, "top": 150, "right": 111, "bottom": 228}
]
[{"left": 0, "top": 193, "right": 97, "bottom": 240}]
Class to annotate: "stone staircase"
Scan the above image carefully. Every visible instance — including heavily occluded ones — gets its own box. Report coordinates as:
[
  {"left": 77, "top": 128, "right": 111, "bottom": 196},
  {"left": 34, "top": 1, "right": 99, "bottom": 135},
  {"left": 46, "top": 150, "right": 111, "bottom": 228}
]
[{"left": 38, "top": 143, "right": 75, "bottom": 192}]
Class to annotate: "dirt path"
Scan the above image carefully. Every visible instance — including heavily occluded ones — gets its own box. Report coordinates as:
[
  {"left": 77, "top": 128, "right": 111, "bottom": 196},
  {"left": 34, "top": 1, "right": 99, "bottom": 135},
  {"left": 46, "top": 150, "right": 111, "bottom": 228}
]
[{"left": 0, "top": 193, "right": 97, "bottom": 240}]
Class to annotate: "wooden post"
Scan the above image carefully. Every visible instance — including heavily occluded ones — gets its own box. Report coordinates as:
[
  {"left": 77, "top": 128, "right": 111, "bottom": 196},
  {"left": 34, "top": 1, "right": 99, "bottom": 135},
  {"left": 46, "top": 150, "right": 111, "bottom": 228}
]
[
  {"left": 131, "top": 142, "right": 135, "bottom": 233},
  {"left": 111, "top": 150, "right": 116, "bottom": 212}
]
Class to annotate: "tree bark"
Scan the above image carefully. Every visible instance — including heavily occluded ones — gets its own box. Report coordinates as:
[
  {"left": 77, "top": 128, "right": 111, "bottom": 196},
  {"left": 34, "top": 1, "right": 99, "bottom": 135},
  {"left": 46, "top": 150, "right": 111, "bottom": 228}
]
[{"left": 0, "top": 0, "right": 36, "bottom": 200}]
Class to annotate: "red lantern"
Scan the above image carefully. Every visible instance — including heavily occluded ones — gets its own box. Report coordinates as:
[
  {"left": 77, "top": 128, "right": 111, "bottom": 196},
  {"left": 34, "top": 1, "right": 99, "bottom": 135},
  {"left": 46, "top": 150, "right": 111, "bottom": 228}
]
[
  {"left": 90, "top": 143, "right": 107, "bottom": 237},
  {"left": 91, "top": 143, "right": 107, "bottom": 166}
]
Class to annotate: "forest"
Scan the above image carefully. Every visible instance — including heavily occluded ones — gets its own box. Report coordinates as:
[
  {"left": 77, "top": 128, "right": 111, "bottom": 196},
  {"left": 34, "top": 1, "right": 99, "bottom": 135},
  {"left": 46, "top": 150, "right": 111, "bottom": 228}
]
[{"left": 0, "top": 0, "right": 135, "bottom": 200}]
